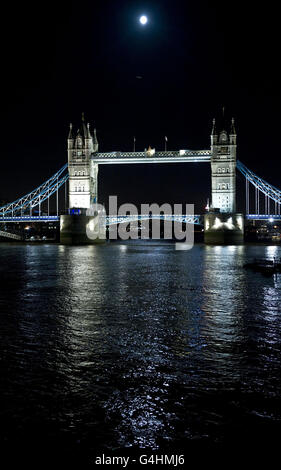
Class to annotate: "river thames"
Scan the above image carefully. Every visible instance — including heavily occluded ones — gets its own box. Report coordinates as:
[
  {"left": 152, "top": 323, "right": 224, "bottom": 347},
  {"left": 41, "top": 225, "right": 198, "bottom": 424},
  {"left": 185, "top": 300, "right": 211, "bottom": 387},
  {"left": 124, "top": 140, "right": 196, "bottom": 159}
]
[{"left": 1, "top": 242, "right": 281, "bottom": 466}]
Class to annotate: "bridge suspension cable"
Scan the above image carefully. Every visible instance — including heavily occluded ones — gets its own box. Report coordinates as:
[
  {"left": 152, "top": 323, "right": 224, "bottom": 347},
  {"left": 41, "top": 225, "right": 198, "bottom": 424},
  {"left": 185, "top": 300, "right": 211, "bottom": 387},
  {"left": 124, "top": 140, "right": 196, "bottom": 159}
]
[
  {"left": 0, "top": 164, "right": 69, "bottom": 217},
  {"left": 237, "top": 160, "right": 281, "bottom": 215}
]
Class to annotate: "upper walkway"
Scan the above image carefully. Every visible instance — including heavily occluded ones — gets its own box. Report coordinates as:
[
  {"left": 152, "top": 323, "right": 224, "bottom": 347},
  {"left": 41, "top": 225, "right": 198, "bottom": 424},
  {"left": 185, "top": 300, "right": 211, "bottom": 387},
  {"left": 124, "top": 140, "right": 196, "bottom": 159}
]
[{"left": 91, "top": 150, "right": 211, "bottom": 164}]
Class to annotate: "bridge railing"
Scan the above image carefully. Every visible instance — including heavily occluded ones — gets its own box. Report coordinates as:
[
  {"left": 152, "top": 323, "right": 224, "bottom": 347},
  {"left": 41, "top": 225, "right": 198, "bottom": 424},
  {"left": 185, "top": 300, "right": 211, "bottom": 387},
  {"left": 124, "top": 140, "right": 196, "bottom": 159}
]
[{"left": 92, "top": 150, "right": 211, "bottom": 161}]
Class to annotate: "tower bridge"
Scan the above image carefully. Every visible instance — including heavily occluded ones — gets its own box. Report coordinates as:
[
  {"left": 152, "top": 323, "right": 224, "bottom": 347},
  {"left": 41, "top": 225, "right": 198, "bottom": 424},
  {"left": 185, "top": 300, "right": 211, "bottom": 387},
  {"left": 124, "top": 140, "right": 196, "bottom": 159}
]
[
  {"left": 1, "top": 114, "right": 281, "bottom": 244},
  {"left": 67, "top": 115, "right": 237, "bottom": 217}
]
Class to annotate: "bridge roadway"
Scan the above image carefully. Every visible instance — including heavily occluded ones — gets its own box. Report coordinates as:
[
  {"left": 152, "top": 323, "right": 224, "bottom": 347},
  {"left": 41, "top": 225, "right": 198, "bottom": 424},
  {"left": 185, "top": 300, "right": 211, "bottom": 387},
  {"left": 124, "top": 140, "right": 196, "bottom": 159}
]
[
  {"left": 0, "top": 216, "right": 60, "bottom": 223},
  {"left": 1, "top": 214, "right": 281, "bottom": 224},
  {"left": 91, "top": 150, "right": 212, "bottom": 164}
]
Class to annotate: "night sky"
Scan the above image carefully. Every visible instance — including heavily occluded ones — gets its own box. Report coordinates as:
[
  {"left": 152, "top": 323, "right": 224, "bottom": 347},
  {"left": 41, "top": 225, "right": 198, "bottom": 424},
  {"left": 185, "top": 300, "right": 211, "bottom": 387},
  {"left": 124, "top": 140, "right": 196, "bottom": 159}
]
[{"left": 1, "top": 0, "right": 280, "bottom": 212}]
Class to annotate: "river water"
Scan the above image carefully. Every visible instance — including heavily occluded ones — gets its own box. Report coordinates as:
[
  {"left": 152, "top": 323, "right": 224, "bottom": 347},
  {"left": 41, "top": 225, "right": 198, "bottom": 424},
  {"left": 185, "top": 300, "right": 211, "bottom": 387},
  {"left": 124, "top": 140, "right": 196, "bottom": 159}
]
[{"left": 1, "top": 242, "right": 281, "bottom": 466}]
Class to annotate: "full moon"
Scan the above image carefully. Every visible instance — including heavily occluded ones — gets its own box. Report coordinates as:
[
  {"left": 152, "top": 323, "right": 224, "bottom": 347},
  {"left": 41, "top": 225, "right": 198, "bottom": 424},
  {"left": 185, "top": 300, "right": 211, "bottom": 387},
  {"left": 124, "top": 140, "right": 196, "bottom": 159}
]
[{"left": 139, "top": 15, "right": 148, "bottom": 25}]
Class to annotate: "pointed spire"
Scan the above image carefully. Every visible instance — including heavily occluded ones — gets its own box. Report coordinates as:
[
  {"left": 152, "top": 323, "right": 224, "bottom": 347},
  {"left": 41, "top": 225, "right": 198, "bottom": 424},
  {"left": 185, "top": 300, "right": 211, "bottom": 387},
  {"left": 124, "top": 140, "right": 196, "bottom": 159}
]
[
  {"left": 68, "top": 123, "right": 74, "bottom": 139},
  {"left": 92, "top": 127, "right": 98, "bottom": 152},
  {"left": 86, "top": 122, "right": 91, "bottom": 139},
  {"left": 80, "top": 112, "right": 88, "bottom": 139},
  {"left": 93, "top": 127, "right": 97, "bottom": 142},
  {"left": 230, "top": 117, "right": 236, "bottom": 135},
  {"left": 221, "top": 106, "right": 226, "bottom": 131},
  {"left": 211, "top": 118, "right": 217, "bottom": 135}
]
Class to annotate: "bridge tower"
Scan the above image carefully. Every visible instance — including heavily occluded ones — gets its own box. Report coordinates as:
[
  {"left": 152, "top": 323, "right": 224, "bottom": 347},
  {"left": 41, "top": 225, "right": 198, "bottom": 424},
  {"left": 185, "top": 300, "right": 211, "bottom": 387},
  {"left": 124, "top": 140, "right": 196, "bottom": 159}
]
[
  {"left": 204, "top": 117, "right": 244, "bottom": 243},
  {"left": 61, "top": 115, "right": 105, "bottom": 244},
  {"left": 210, "top": 118, "right": 236, "bottom": 212},
  {"left": 68, "top": 114, "right": 98, "bottom": 209}
]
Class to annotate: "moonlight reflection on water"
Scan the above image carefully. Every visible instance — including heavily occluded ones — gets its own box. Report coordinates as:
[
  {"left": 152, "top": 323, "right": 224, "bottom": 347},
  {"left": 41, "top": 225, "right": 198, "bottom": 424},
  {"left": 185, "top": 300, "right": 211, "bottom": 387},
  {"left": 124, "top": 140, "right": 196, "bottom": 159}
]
[{"left": 0, "top": 242, "right": 281, "bottom": 464}]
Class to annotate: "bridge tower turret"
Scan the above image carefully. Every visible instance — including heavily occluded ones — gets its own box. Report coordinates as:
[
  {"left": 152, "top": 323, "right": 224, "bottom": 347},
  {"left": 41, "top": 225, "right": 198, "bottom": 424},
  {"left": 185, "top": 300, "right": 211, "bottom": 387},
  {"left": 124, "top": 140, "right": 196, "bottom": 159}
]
[
  {"left": 210, "top": 117, "right": 236, "bottom": 213},
  {"left": 68, "top": 113, "right": 95, "bottom": 209}
]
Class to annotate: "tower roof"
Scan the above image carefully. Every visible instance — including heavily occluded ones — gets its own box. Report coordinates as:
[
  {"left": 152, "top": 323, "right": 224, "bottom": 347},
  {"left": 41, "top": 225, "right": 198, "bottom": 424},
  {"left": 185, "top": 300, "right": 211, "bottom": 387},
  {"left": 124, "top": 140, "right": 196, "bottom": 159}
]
[{"left": 68, "top": 115, "right": 96, "bottom": 145}]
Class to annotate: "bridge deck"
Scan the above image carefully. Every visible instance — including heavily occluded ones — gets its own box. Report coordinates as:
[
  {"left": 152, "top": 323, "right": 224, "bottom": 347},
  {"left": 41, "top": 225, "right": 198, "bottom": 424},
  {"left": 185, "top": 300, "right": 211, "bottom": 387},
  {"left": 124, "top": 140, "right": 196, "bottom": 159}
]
[
  {"left": 0, "top": 216, "right": 60, "bottom": 223},
  {"left": 246, "top": 214, "right": 281, "bottom": 221},
  {"left": 91, "top": 150, "right": 211, "bottom": 164},
  {"left": 1, "top": 214, "right": 281, "bottom": 224}
]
